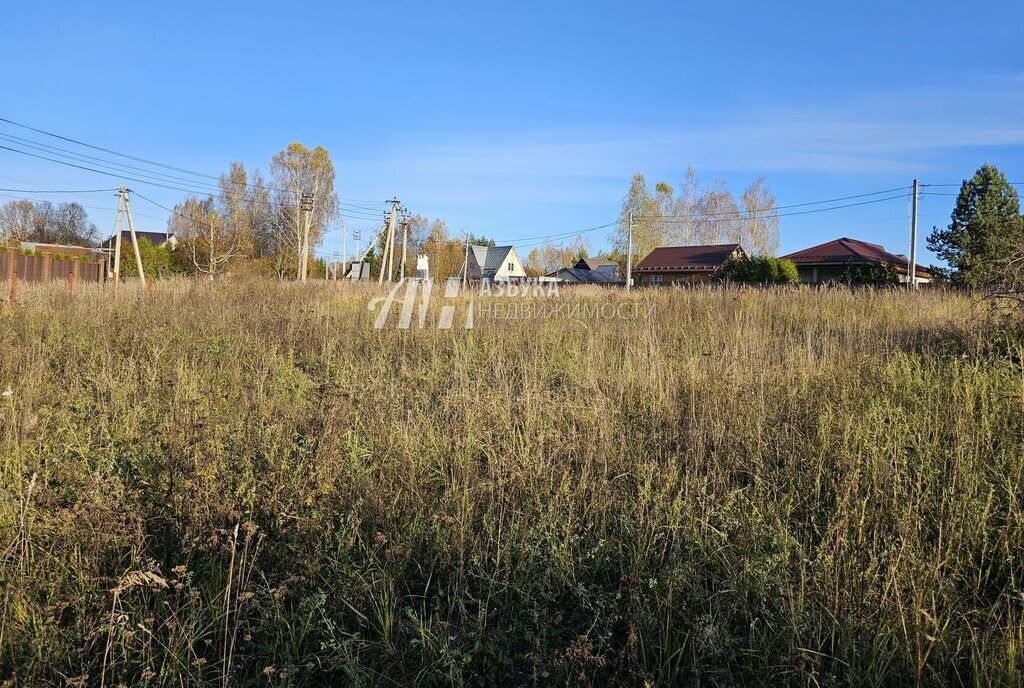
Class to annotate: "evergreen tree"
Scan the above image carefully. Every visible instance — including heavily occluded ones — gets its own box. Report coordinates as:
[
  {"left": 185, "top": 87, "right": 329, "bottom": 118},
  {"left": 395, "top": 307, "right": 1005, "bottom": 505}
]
[{"left": 927, "top": 164, "right": 1023, "bottom": 286}]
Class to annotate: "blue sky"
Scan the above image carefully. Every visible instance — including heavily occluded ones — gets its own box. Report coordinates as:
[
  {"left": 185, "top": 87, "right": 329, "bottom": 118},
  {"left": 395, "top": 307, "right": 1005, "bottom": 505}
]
[{"left": 1, "top": 1, "right": 1022, "bottom": 264}]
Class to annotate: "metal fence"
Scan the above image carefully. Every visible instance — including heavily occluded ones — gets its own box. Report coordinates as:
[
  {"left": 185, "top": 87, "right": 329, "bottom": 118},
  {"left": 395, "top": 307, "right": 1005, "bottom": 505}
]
[{"left": 0, "top": 249, "right": 104, "bottom": 283}]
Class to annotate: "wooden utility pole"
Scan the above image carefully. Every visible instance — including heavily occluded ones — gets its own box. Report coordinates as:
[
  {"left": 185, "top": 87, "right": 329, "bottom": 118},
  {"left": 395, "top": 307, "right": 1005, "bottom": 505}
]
[
  {"left": 626, "top": 211, "right": 635, "bottom": 291},
  {"left": 909, "top": 179, "right": 919, "bottom": 289}
]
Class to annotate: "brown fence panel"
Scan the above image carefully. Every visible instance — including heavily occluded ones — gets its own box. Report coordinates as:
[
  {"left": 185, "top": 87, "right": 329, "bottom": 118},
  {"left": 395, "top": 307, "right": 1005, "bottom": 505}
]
[{"left": 0, "top": 249, "right": 104, "bottom": 283}]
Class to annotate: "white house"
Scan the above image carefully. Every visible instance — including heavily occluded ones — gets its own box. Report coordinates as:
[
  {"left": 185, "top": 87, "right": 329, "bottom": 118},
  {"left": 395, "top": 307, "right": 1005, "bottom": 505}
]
[{"left": 457, "top": 245, "right": 527, "bottom": 282}]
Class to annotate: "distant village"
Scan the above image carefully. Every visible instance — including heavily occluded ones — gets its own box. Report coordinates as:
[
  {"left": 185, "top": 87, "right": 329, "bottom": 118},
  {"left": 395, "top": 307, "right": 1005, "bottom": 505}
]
[{"left": 2, "top": 228, "right": 929, "bottom": 289}]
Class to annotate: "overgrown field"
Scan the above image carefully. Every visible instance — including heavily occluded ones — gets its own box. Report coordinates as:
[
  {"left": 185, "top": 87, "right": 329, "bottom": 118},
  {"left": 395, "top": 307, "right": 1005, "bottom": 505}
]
[{"left": 1, "top": 281, "right": 1021, "bottom": 686}]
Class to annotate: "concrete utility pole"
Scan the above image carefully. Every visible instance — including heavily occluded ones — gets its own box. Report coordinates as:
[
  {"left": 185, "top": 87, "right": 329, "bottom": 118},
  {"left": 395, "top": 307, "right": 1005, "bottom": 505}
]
[
  {"left": 111, "top": 186, "right": 145, "bottom": 284},
  {"left": 399, "top": 216, "right": 409, "bottom": 279},
  {"left": 462, "top": 234, "right": 470, "bottom": 288},
  {"left": 377, "top": 199, "right": 401, "bottom": 284},
  {"left": 909, "top": 179, "right": 919, "bottom": 290},
  {"left": 341, "top": 219, "right": 347, "bottom": 281},
  {"left": 112, "top": 188, "right": 124, "bottom": 284},
  {"left": 353, "top": 230, "right": 361, "bottom": 277},
  {"left": 299, "top": 193, "right": 314, "bottom": 282},
  {"left": 122, "top": 189, "right": 146, "bottom": 282},
  {"left": 626, "top": 211, "right": 635, "bottom": 291}
]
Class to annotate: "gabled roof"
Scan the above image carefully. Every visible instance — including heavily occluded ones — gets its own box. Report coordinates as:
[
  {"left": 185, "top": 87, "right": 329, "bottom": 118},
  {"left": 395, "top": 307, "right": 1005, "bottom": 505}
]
[
  {"left": 635, "top": 244, "right": 744, "bottom": 273},
  {"left": 100, "top": 230, "right": 175, "bottom": 250},
  {"left": 573, "top": 257, "right": 620, "bottom": 273},
  {"left": 781, "top": 237, "right": 930, "bottom": 274},
  {"left": 549, "top": 267, "right": 625, "bottom": 284},
  {"left": 464, "top": 245, "right": 518, "bottom": 279}
]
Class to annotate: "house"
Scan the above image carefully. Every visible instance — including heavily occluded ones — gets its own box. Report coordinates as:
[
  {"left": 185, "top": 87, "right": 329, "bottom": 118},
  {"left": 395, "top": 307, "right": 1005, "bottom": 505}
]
[
  {"left": 634, "top": 244, "right": 746, "bottom": 285},
  {"left": 781, "top": 237, "right": 932, "bottom": 284},
  {"left": 457, "top": 245, "right": 527, "bottom": 282},
  {"left": 19, "top": 242, "right": 97, "bottom": 259},
  {"left": 572, "top": 257, "right": 621, "bottom": 276},
  {"left": 547, "top": 257, "right": 624, "bottom": 285},
  {"left": 99, "top": 230, "right": 177, "bottom": 251},
  {"left": 547, "top": 267, "right": 624, "bottom": 285}
]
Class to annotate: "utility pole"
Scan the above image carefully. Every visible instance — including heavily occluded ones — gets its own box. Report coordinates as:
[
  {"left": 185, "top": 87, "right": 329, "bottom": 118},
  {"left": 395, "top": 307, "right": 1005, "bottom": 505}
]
[
  {"left": 626, "top": 211, "right": 635, "bottom": 291},
  {"left": 111, "top": 185, "right": 145, "bottom": 284},
  {"left": 341, "top": 219, "right": 347, "bottom": 281},
  {"left": 399, "top": 215, "right": 409, "bottom": 280},
  {"left": 462, "top": 233, "right": 470, "bottom": 288},
  {"left": 112, "top": 187, "right": 124, "bottom": 285},
  {"left": 122, "top": 188, "right": 146, "bottom": 282},
  {"left": 388, "top": 205, "right": 398, "bottom": 281},
  {"left": 299, "top": 193, "right": 314, "bottom": 283},
  {"left": 909, "top": 179, "right": 919, "bottom": 290},
  {"left": 353, "top": 230, "right": 361, "bottom": 279},
  {"left": 377, "top": 199, "right": 401, "bottom": 284}
]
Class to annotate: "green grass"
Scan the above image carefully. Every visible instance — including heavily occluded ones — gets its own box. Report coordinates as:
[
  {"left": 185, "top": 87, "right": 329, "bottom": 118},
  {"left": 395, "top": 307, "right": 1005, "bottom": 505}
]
[{"left": 0, "top": 280, "right": 1021, "bottom": 686}]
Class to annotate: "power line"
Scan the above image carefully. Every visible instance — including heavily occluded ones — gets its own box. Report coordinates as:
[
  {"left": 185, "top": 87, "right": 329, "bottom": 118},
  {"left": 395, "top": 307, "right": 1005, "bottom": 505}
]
[
  {"left": 922, "top": 182, "right": 1024, "bottom": 188},
  {"left": 0, "top": 131, "right": 231, "bottom": 194},
  {"left": 0, "top": 143, "right": 230, "bottom": 195},
  {"left": 0, "top": 115, "right": 387, "bottom": 202},
  {"left": 0, "top": 115, "right": 227, "bottom": 182},
  {"left": 0, "top": 186, "right": 118, "bottom": 194},
  {"left": 131, "top": 190, "right": 217, "bottom": 229}
]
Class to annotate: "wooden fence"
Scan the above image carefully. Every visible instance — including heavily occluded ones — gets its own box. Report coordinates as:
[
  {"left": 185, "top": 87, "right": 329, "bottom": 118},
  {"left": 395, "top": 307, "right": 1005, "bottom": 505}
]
[{"left": 1, "top": 249, "right": 104, "bottom": 283}]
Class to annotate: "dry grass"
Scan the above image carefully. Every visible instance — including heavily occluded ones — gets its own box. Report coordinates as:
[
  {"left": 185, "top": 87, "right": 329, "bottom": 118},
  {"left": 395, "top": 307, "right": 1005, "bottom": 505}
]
[{"left": 0, "top": 279, "right": 1021, "bottom": 686}]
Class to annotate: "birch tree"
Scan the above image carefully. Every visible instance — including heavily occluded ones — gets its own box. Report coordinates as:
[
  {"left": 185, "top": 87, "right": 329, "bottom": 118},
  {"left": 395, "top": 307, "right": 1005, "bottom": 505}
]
[
  {"left": 738, "top": 177, "right": 780, "bottom": 255},
  {"left": 169, "top": 196, "right": 243, "bottom": 280},
  {"left": 270, "top": 143, "right": 339, "bottom": 281}
]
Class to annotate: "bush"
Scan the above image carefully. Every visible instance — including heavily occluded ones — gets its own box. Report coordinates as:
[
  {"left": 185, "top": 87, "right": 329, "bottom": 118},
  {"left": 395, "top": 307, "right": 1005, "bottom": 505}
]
[
  {"left": 842, "top": 263, "right": 900, "bottom": 286},
  {"left": 720, "top": 255, "right": 799, "bottom": 284}
]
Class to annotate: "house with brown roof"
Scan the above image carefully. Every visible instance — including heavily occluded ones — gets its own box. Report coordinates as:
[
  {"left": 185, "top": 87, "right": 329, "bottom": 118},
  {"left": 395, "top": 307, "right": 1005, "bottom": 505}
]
[
  {"left": 781, "top": 237, "right": 931, "bottom": 285},
  {"left": 634, "top": 244, "right": 746, "bottom": 285}
]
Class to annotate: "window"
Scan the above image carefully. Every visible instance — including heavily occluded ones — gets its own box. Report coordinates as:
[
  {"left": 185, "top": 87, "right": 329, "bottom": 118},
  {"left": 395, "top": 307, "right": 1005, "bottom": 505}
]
[
  {"left": 651, "top": 274, "right": 663, "bottom": 284},
  {"left": 508, "top": 262, "right": 515, "bottom": 272}
]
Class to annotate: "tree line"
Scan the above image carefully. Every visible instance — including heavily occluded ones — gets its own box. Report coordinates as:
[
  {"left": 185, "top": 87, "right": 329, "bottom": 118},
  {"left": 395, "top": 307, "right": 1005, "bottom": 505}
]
[{"left": 0, "top": 199, "right": 98, "bottom": 246}]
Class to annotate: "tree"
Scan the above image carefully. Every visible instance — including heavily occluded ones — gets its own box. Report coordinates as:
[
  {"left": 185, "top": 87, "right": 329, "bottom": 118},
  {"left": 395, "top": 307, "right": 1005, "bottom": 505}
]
[
  {"left": 420, "top": 220, "right": 465, "bottom": 281},
  {"left": 169, "top": 196, "right": 243, "bottom": 280},
  {"left": 612, "top": 173, "right": 662, "bottom": 264},
  {"left": 0, "top": 200, "right": 97, "bottom": 245},
  {"left": 270, "top": 143, "right": 339, "bottom": 281},
  {"left": 0, "top": 200, "right": 37, "bottom": 242},
  {"left": 720, "top": 256, "right": 798, "bottom": 283},
  {"left": 216, "top": 162, "right": 265, "bottom": 269},
  {"left": 118, "top": 237, "right": 187, "bottom": 278},
  {"left": 525, "top": 243, "right": 563, "bottom": 274},
  {"left": 613, "top": 170, "right": 781, "bottom": 263},
  {"left": 465, "top": 233, "right": 495, "bottom": 247},
  {"left": 927, "top": 164, "right": 1024, "bottom": 286},
  {"left": 738, "top": 178, "right": 780, "bottom": 255}
]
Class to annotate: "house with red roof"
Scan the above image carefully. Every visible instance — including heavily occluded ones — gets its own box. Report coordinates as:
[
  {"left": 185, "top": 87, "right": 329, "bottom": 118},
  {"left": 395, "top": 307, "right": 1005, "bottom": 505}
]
[
  {"left": 633, "top": 244, "right": 746, "bottom": 285},
  {"left": 781, "top": 237, "right": 931, "bottom": 285}
]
